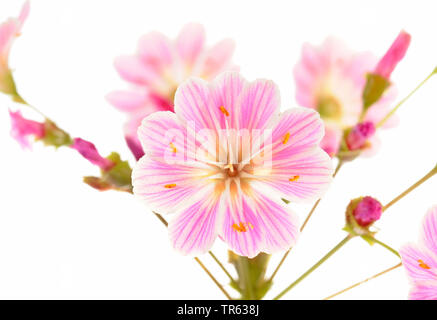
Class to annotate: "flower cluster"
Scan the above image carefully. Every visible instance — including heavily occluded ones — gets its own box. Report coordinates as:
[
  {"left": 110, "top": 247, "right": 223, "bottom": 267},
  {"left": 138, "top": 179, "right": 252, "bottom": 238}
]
[{"left": 4, "top": 1, "right": 437, "bottom": 301}]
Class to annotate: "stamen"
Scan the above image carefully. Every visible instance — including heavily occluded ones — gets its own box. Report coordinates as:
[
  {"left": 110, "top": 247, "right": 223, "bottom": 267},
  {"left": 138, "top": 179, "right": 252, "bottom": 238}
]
[
  {"left": 219, "top": 106, "right": 230, "bottom": 117},
  {"left": 289, "top": 175, "right": 300, "bottom": 182},
  {"left": 169, "top": 142, "right": 177, "bottom": 153},
  {"left": 283, "top": 132, "right": 290, "bottom": 144},
  {"left": 418, "top": 259, "right": 431, "bottom": 270},
  {"left": 224, "top": 163, "right": 235, "bottom": 173},
  {"left": 164, "top": 184, "right": 176, "bottom": 189},
  {"left": 232, "top": 222, "right": 253, "bottom": 233}
]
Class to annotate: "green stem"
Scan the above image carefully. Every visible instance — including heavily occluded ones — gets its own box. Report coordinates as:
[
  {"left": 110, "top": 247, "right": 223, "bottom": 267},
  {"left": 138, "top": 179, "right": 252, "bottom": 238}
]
[
  {"left": 273, "top": 235, "right": 352, "bottom": 300},
  {"left": 383, "top": 164, "right": 437, "bottom": 212},
  {"left": 361, "top": 235, "right": 400, "bottom": 258},
  {"left": 377, "top": 68, "right": 437, "bottom": 128},
  {"left": 208, "top": 251, "right": 236, "bottom": 284},
  {"left": 238, "top": 256, "right": 255, "bottom": 300}
]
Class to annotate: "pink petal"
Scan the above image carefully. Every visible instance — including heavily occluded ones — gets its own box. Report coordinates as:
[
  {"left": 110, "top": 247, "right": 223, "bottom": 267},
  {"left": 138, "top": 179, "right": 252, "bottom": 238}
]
[
  {"left": 409, "top": 283, "right": 437, "bottom": 300},
  {"left": 239, "top": 78, "right": 280, "bottom": 131},
  {"left": 174, "top": 77, "right": 221, "bottom": 131},
  {"left": 220, "top": 182, "right": 299, "bottom": 258},
  {"left": 168, "top": 193, "right": 223, "bottom": 255},
  {"left": 0, "top": 20, "right": 18, "bottom": 57},
  {"left": 210, "top": 71, "right": 246, "bottom": 129},
  {"left": 106, "top": 90, "right": 149, "bottom": 112},
  {"left": 320, "top": 125, "right": 342, "bottom": 157},
  {"left": 399, "top": 244, "right": 437, "bottom": 283},
  {"left": 137, "top": 31, "right": 175, "bottom": 72},
  {"left": 220, "top": 182, "right": 264, "bottom": 258},
  {"left": 176, "top": 23, "right": 205, "bottom": 67},
  {"left": 201, "top": 39, "right": 235, "bottom": 78},
  {"left": 421, "top": 206, "right": 437, "bottom": 254},
  {"left": 252, "top": 108, "right": 333, "bottom": 202},
  {"left": 132, "top": 156, "right": 215, "bottom": 215},
  {"left": 114, "top": 55, "right": 162, "bottom": 86},
  {"left": 18, "top": 1, "right": 30, "bottom": 28}
]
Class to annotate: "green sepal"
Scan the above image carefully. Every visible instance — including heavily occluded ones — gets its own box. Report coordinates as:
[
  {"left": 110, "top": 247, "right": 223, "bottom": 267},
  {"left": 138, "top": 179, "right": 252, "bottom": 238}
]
[
  {"left": 362, "top": 73, "right": 390, "bottom": 110},
  {"left": 228, "top": 251, "right": 272, "bottom": 300},
  {"left": 84, "top": 152, "right": 133, "bottom": 193},
  {"left": 41, "top": 120, "right": 73, "bottom": 148}
]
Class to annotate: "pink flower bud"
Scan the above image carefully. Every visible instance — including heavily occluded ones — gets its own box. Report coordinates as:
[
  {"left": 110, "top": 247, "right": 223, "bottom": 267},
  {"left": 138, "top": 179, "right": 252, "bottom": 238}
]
[
  {"left": 346, "top": 121, "right": 375, "bottom": 151},
  {"left": 71, "top": 138, "right": 114, "bottom": 171},
  {"left": 374, "top": 30, "right": 411, "bottom": 79},
  {"left": 9, "top": 110, "right": 45, "bottom": 149},
  {"left": 352, "top": 196, "right": 382, "bottom": 227}
]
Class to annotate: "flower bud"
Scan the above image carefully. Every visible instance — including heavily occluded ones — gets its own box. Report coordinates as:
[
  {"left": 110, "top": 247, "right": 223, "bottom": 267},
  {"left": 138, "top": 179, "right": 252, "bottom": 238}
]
[
  {"left": 71, "top": 138, "right": 114, "bottom": 171},
  {"left": 346, "top": 122, "right": 375, "bottom": 151},
  {"left": 362, "top": 31, "right": 411, "bottom": 109},
  {"left": 9, "top": 110, "right": 45, "bottom": 149},
  {"left": 374, "top": 30, "right": 411, "bottom": 80},
  {"left": 345, "top": 196, "right": 382, "bottom": 236}
]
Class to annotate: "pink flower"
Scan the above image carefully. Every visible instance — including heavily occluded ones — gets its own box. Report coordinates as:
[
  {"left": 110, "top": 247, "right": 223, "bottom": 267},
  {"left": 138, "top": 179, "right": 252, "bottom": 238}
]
[
  {"left": 352, "top": 196, "right": 382, "bottom": 227},
  {"left": 293, "top": 37, "right": 397, "bottom": 157},
  {"left": 346, "top": 121, "right": 376, "bottom": 151},
  {"left": 132, "top": 72, "right": 333, "bottom": 257},
  {"left": 374, "top": 31, "right": 411, "bottom": 80},
  {"left": 0, "top": 1, "right": 29, "bottom": 98},
  {"left": 107, "top": 23, "right": 236, "bottom": 159},
  {"left": 9, "top": 109, "right": 45, "bottom": 149},
  {"left": 400, "top": 206, "right": 437, "bottom": 300},
  {"left": 70, "top": 138, "right": 114, "bottom": 171}
]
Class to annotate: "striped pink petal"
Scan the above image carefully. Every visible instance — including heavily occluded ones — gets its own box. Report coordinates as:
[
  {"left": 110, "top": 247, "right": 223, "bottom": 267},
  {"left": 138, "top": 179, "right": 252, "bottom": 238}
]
[
  {"left": 169, "top": 193, "right": 223, "bottom": 255},
  {"left": 132, "top": 156, "right": 215, "bottom": 215},
  {"left": 421, "top": 206, "right": 437, "bottom": 256}
]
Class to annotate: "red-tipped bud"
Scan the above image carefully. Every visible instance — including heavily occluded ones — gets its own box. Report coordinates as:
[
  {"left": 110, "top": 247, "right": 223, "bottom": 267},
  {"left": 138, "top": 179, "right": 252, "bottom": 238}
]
[
  {"left": 353, "top": 196, "right": 382, "bottom": 227},
  {"left": 345, "top": 196, "right": 383, "bottom": 236},
  {"left": 346, "top": 122, "right": 376, "bottom": 151},
  {"left": 374, "top": 30, "right": 411, "bottom": 79},
  {"left": 71, "top": 138, "right": 114, "bottom": 171}
]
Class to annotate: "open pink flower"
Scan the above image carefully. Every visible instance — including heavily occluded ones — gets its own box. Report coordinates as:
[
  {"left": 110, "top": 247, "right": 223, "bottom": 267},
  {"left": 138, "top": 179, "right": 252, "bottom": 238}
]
[
  {"left": 132, "top": 72, "right": 333, "bottom": 257},
  {"left": 0, "top": 1, "right": 29, "bottom": 98},
  {"left": 9, "top": 109, "right": 45, "bottom": 149},
  {"left": 293, "top": 37, "right": 397, "bottom": 156},
  {"left": 400, "top": 206, "right": 437, "bottom": 300},
  {"left": 107, "top": 23, "right": 236, "bottom": 160}
]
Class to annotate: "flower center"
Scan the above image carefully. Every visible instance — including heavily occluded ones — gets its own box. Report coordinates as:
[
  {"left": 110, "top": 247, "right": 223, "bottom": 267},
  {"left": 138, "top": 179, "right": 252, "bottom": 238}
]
[
  {"left": 317, "top": 95, "right": 342, "bottom": 121},
  {"left": 223, "top": 164, "right": 240, "bottom": 178}
]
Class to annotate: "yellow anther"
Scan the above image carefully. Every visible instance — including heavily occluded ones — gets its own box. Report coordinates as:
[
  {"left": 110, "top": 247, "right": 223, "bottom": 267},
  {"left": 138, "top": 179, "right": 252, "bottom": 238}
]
[
  {"left": 418, "top": 259, "right": 431, "bottom": 270},
  {"left": 164, "top": 184, "right": 177, "bottom": 189},
  {"left": 169, "top": 142, "right": 177, "bottom": 153},
  {"left": 289, "top": 175, "right": 300, "bottom": 182},
  {"left": 232, "top": 222, "right": 254, "bottom": 233},
  {"left": 283, "top": 132, "right": 290, "bottom": 144},
  {"left": 219, "top": 106, "right": 230, "bottom": 117}
]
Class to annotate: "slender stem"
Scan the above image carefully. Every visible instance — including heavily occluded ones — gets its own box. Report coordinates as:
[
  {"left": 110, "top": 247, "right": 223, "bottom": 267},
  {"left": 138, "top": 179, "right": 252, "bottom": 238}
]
[
  {"left": 153, "top": 211, "right": 233, "bottom": 300},
  {"left": 238, "top": 257, "right": 255, "bottom": 300},
  {"left": 273, "top": 235, "right": 352, "bottom": 300},
  {"left": 194, "top": 257, "right": 233, "bottom": 300},
  {"left": 268, "top": 160, "right": 344, "bottom": 284},
  {"left": 208, "top": 251, "right": 236, "bottom": 283},
  {"left": 383, "top": 165, "right": 437, "bottom": 212},
  {"left": 377, "top": 69, "right": 437, "bottom": 128},
  {"left": 323, "top": 262, "right": 402, "bottom": 300},
  {"left": 361, "top": 235, "right": 400, "bottom": 258}
]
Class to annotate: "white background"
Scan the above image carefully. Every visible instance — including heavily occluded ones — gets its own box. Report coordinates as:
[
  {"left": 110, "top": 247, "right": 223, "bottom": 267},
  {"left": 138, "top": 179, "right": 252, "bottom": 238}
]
[{"left": 1, "top": 0, "right": 437, "bottom": 300}]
